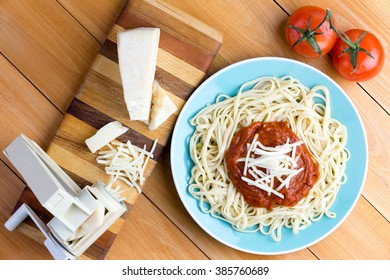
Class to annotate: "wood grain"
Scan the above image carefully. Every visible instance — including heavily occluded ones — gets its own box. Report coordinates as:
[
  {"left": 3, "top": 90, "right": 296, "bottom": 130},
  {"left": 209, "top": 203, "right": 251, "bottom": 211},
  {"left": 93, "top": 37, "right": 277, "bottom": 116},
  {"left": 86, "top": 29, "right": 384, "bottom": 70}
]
[
  {"left": 163, "top": 0, "right": 390, "bottom": 247},
  {"left": 309, "top": 196, "right": 390, "bottom": 259},
  {"left": 0, "top": 54, "right": 62, "bottom": 170},
  {"left": 0, "top": 0, "right": 388, "bottom": 260},
  {"left": 165, "top": 1, "right": 389, "bottom": 209},
  {"left": 106, "top": 194, "right": 209, "bottom": 260},
  {"left": 276, "top": 0, "right": 390, "bottom": 113},
  {"left": 0, "top": 0, "right": 100, "bottom": 112},
  {"left": 141, "top": 149, "right": 318, "bottom": 260},
  {"left": 11, "top": 0, "right": 222, "bottom": 260},
  {"left": 0, "top": 161, "right": 52, "bottom": 260},
  {"left": 121, "top": 0, "right": 223, "bottom": 54},
  {"left": 57, "top": 0, "right": 127, "bottom": 44}
]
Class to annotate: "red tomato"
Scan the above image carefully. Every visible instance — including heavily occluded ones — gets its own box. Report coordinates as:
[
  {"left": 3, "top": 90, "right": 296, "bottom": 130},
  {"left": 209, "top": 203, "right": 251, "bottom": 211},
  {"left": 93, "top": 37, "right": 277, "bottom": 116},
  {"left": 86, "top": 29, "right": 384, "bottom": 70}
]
[
  {"left": 285, "top": 6, "right": 337, "bottom": 58},
  {"left": 332, "top": 29, "right": 385, "bottom": 81}
]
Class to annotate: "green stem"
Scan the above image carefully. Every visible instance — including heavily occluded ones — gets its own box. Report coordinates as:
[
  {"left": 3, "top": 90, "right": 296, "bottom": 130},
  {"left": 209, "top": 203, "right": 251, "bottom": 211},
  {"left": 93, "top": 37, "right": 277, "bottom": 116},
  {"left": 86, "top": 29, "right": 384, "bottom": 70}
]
[
  {"left": 287, "top": 8, "right": 336, "bottom": 56},
  {"left": 326, "top": 9, "right": 375, "bottom": 73},
  {"left": 311, "top": 9, "right": 331, "bottom": 34},
  {"left": 327, "top": 9, "right": 356, "bottom": 49}
]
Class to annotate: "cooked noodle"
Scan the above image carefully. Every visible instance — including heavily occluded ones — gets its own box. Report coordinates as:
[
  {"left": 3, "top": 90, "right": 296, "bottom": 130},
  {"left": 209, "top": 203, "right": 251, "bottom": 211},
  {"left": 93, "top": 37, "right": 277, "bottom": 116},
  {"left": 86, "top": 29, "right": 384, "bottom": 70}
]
[{"left": 188, "top": 76, "right": 349, "bottom": 241}]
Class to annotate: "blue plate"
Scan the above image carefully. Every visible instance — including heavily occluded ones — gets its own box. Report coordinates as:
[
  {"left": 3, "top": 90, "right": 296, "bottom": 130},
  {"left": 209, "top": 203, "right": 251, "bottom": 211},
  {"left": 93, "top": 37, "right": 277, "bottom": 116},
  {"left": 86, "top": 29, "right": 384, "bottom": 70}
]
[{"left": 170, "top": 57, "right": 368, "bottom": 255}]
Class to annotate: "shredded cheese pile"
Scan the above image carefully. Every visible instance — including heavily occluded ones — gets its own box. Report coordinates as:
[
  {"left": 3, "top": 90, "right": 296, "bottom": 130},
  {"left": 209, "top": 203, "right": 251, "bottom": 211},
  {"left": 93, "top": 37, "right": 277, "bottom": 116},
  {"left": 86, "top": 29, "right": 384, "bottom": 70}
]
[
  {"left": 96, "top": 139, "right": 158, "bottom": 194},
  {"left": 238, "top": 135, "right": 304, "bottom": 199}
]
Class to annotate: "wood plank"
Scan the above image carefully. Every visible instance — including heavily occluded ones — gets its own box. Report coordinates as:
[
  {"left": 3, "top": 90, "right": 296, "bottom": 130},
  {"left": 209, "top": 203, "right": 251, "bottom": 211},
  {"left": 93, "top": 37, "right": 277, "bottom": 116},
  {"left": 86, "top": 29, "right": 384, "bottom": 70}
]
[
  {"left": 105, "top": 194, "right": 209, "bottom": 259},
  {"left": 0, "top": 54, "right": 63, "bottom": 165},
  {"left": 142, "top": 149, "right": 317, "bottom": 260},
  {"left": 355, "top": 98, "right": 390, "bottom": 219},
  {"left": 143, "top": 136, "right": 389, "bottom": 260},
  {"left": 164, "top": 0, "right": 288, "bottom": 63},
  {"left": 0, "top": 161, "right": 51, "bottom": 259},
  {"left": 57, "top": 0, "right": 127, "bottom": 44},
  {"left": 275, "top": 0, "right": 390, "bottom": 113},
  {"left": 12, "top": 0, "right": 223, "bottom": 260},
  {"left": 145, "top": 0, "right": 389, "bottom": 260},
  {"left": 0, "top": 0, "right": 100, "bottom": 112},
  {"left": 309, "top": 196, "right": 390, "bottom": 259},
  {"left": 1, "top": 0, "right": 387, "bottom": 261},
  {"left": 120, "top": 0, "right": 223, "bottom": 55},
  {"left": 163, "top": 0, "right": 390, "bottom": 220},
  {"left": 78, "top": 59, "right": 184, "bottom": 146}
]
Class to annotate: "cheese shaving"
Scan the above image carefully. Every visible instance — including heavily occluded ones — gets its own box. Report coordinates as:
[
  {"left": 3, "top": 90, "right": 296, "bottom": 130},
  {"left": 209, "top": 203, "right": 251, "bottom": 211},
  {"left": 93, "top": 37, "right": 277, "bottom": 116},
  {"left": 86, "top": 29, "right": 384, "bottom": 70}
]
[
  {"left": 238, "top": 135, "right": 304, "bottom": 199},
  {"left": 96, "top": 139, "right": 158, "bottom": 193},
  {"left": 85, "top": 121, "right": 129, "bottom": 153}
]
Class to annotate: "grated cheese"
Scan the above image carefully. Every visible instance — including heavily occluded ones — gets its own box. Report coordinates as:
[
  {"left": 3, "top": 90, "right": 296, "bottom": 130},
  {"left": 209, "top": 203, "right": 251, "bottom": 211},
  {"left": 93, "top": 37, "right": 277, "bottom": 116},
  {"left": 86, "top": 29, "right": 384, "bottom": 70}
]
[
  {"left": 96, "top": 139, "right": 158, "bottom": 194},
  {"left": 238, "top": 135, "right": 304, "bottom": 199}
]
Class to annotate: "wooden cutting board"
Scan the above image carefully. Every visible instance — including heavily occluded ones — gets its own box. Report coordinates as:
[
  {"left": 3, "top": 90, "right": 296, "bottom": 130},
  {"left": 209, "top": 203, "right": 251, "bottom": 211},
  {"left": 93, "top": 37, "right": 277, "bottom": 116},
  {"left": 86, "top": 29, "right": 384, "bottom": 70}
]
[{"left": 14, "top": 0, "right": 222, "bottom": 260}]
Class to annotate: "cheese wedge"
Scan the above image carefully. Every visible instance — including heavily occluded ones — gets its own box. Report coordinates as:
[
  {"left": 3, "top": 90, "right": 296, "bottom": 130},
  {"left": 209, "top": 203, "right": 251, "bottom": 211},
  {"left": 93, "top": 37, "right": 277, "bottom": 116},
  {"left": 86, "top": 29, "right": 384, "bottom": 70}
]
[
  {"left": 117, "top": 27, "right": 160, "bottom": 123},
  {"left": 85, "top": 121, "right": 129, "bottom": 153},
  {"left": 148, "top": 81, "right": 177, "bottom": 130}
]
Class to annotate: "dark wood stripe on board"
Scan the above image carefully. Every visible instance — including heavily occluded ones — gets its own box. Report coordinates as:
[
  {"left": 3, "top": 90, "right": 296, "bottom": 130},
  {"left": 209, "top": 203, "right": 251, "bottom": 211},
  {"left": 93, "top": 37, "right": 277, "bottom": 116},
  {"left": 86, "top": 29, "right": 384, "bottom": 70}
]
[
  {"left": 84, "top": 229, "right": 116, "bottom": 260},
  {"left": 99, "top": 39, "right": 119, "bottom": 62},
  {"left": 14, "top": 187, "right": 53, "bottom": 223},
  {"left": 154, "top": 67, "right": 196, "bottom": 101},
  {"left": 97, "top": 43, "right": 196, "bottom": 100},
  {"left": 67, "top": 98, "right": 164, "bottom": 160},
  {"left": 115, "top": 6, "right": 217, "bottom": 72},
  {"left": 62, "top": 167, "right": 93, "bottom": 188}
]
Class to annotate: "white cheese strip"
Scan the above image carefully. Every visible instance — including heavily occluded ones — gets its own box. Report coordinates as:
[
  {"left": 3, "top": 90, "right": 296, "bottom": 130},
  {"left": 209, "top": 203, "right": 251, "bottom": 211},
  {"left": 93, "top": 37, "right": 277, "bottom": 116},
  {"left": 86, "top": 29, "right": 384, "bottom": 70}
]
[
  {"left": 96, "top": 139, "right": 158, "bottom": 193},
  {"left": 85, "top": 121, "right": 129, "bottom": 153},
  {"left": 117, "top": 27, "right": 160, "bottom": 123},
  {"left": 241, "top": 176, "right": 284, "bottom": 199},
  {"left": 238, "top": 138, "right": 304, "bottom": 198},
  {"left": 148, "top": 81, "right": 177, "bottom": 130}
]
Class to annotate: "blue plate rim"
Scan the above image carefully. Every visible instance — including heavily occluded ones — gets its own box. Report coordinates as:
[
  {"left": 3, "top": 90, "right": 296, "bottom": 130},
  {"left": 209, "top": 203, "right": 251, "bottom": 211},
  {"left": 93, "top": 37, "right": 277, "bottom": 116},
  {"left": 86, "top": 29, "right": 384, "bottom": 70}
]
[{"left": 170, "top": 56, "right": 368, "bottom": 255}]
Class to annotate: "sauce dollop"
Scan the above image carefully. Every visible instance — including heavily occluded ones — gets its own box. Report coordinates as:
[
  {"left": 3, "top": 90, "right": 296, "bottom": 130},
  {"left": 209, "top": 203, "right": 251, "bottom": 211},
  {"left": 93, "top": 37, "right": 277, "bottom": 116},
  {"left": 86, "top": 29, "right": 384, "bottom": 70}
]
[{"left": 225, "top": 122, "right": 320, "bottom": 209}]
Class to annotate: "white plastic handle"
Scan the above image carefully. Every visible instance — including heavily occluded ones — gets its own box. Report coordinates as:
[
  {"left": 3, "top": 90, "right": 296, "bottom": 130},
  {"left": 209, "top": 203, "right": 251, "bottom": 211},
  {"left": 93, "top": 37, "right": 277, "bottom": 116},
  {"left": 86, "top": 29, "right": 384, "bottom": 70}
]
[
  {"left": 5, "top": 204, "right": 48, "bottom": 233},
  {"left": 4, "top": 203, "right": 75, "bottom": 260}
]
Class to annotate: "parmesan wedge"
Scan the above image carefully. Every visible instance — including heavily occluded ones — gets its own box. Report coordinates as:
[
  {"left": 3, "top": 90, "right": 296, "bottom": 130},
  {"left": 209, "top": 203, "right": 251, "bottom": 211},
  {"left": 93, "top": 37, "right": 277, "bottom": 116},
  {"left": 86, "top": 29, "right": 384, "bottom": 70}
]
[
  {"left": 148, "top": 81, "right": 177, "bottom": 130},
  {"left": 117, "top": 27, "right": 160, "bottom": 123},
  {"left": 85, "top": 121, "right": 129, "bottom": 153}
]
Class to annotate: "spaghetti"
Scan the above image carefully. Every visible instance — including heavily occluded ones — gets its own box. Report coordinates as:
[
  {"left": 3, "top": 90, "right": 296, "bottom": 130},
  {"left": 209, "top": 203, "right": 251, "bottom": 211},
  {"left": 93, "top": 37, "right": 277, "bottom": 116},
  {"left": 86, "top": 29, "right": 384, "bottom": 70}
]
[{"left": 188, "top": 76, "right": 349, "bottom": 241}]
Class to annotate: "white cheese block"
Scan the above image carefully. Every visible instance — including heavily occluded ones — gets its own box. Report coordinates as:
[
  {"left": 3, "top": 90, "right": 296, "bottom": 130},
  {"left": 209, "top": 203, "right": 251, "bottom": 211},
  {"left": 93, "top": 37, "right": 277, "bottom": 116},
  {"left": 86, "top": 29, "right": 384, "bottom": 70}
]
[
  {"left": 117, "top": 27, "right": 160, "bottom": 123},
  {"left": 148, "top": 81, "right": 177, "bottom": 130},
  {"left": 85, "top": 121, "right": 129, "bottom": 153}
]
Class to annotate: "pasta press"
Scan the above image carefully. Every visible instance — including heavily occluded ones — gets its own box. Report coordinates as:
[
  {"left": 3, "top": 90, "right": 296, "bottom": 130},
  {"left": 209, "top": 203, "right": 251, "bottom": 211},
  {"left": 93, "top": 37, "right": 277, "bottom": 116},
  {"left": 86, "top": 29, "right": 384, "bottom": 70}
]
[{"left": 3, "top": 134, "right": 127, "bottom": 260}]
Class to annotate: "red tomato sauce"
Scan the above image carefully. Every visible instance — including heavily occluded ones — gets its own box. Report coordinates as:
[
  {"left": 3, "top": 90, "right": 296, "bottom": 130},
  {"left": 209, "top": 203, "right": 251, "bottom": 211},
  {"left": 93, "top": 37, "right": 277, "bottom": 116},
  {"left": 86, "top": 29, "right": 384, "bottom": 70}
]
[{"left": 225, "top": 122, "right": 320, "bottom": 209}]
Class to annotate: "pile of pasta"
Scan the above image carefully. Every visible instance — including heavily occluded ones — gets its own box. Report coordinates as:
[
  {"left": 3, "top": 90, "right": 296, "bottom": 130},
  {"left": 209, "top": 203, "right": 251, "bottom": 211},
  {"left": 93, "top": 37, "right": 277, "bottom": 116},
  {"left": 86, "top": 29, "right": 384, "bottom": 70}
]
[{"left": 189, "top": 76, "right": 349, "bottom": 241}]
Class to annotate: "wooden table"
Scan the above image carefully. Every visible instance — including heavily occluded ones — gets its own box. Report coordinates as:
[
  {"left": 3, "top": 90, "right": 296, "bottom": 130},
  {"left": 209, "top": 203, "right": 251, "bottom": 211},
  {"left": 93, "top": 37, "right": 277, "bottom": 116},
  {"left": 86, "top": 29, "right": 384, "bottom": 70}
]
[{"left": 0, "top": 0, "right": 388, "bottom": 260}]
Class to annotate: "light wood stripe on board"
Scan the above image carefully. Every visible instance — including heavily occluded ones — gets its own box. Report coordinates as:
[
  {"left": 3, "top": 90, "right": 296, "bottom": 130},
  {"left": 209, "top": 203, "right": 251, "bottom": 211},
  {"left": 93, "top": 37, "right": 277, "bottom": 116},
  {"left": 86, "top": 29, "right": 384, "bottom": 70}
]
[
  {"left": 90, "top": 54, "right": 186, "bottom": 108},
  {"left": 47, "top": 142, "right": 154, "bottom": 206},
  {"left": 75, "top": 68, "right": 184, "bottom": 146},
  {"left": 48, "top": 118, "right": 159, "bottom": 194},
  {"left": 107, "top": 24, "right": 215, "bottom": 73},
  {"left": 96, "top": 48, "right": 196, "bottom": 100},
  {"left": 116, "top": 0, "right": 222, "bottom": 59},
  {"left": 99, "top": 37, "right": 204, "bottom": 87}
]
